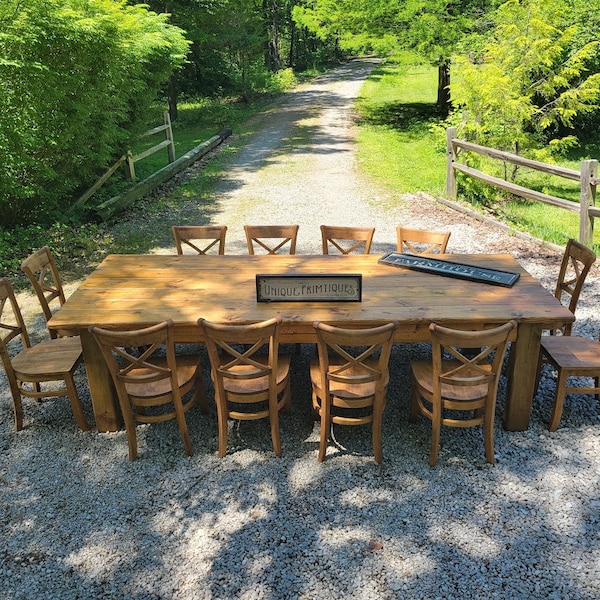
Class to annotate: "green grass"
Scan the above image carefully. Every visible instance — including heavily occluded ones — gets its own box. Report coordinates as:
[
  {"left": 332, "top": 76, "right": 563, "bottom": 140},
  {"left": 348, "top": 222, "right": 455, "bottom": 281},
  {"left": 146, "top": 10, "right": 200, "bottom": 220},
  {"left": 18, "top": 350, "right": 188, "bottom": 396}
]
[
  {"left": 354, "top": 55, "right": 447, "bottom": 202},
  {"left": 128, "top": 96, "right": 278, "bottom": 182},
  {"left": 354, "top": 54, "right": 600, "bottom": 252}
]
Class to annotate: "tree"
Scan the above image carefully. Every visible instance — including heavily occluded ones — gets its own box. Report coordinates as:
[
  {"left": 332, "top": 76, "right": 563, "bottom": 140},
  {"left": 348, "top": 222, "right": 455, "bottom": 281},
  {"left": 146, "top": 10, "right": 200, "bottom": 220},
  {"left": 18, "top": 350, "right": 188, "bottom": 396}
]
[
  {"left": 397, "top": 0, "right": 498, "bottom": 115},
  {"left": 0, "top": 0, "right": 189, "bottom": 226},
  {"left": 292, "top": 0, "right": 499, "bottom": 114},
  {"left": 450, "top": 0, "right": 600, "bottom": 156}
]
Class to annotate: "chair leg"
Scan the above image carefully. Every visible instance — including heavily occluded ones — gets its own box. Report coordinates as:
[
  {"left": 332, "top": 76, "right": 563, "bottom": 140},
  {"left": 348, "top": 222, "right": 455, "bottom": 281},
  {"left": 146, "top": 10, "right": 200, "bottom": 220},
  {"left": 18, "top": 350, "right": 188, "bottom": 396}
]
[
  {"left": 216, "top": 395, "right": 229, "bottom": 458},
  {"left": 268, "top": 388, "right": 283, "bottom": 457},
  {"left": 372, "top": 401, "right": 383, "bottom": 464},
  {"left": 429, "top": 402, "right": 442, "bottom": 467},
  {"left": 9, "top": 386, "right": 24, "bottom": 431},
  {"left": 483, "top": 407, "right": 495, "bottom": 464},
  {"left": 318, "top": 395, "right": 330, "bottom": 462},
  {"left": 65, "top": 375, "right": 91, "bottom": 432},
  {"left": 548, "top": 369, "right": 569, "bottom": 432},
  {"left": 173, "top": 399, "right": 193, "bottom": 457},
  {"left": 123, "top": 414, "right": 138, "bottom": 461}
]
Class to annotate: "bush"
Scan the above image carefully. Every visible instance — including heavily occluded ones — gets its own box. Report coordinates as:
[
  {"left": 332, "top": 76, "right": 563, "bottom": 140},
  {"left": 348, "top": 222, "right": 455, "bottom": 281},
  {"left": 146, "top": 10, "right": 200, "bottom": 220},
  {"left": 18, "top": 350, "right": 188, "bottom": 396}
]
[{"left": 0, "top": 0, "right": 189, "bottom": 227}]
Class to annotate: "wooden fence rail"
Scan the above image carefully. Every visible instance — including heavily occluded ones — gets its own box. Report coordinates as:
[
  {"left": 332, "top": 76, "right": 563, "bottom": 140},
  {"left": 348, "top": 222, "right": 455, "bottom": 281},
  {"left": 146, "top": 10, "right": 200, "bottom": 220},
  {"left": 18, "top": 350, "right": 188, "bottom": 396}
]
[
  {"left": 126, "top": 111, "right": 175, "bottom": 181},
  {"left": 446, "top": 127, "right": 599, "bottom": 246}
]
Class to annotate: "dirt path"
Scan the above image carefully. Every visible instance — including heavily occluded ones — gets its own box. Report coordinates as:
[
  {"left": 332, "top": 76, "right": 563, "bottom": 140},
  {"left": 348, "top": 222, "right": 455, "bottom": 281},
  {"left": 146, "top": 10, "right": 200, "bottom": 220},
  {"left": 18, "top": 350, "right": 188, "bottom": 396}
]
[{"left": 206, "top": 58, "right": 398, "bottom": 254}]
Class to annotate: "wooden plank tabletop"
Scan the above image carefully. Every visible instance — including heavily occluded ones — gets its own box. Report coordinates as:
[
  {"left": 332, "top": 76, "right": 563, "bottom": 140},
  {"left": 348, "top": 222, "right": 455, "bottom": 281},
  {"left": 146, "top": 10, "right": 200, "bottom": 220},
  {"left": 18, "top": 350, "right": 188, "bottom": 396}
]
[
  {"left": 49, "top": 253, "right": 574, "bottom": 432},
  {"left": 49, "top": 253, "right": 573, "bottom": 342}
]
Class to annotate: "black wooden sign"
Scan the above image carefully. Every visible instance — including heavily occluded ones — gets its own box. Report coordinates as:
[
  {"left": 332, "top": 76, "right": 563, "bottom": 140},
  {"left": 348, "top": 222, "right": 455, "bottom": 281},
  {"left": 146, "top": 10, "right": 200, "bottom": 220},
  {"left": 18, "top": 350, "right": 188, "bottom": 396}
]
[
  {"left": 256, "top": 274, "right": 362, "bottom": 302},
  {"left": 378, "top": 252, "right": 520, "bottom": 287}
]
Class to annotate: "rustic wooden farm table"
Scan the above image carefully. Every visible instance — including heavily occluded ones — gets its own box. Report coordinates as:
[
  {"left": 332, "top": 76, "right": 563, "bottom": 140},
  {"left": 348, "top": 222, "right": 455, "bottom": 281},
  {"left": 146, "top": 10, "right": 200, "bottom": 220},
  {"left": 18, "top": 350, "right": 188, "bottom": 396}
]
[{"left": 48, "top": 253, "right": 573, "bottom": 433}]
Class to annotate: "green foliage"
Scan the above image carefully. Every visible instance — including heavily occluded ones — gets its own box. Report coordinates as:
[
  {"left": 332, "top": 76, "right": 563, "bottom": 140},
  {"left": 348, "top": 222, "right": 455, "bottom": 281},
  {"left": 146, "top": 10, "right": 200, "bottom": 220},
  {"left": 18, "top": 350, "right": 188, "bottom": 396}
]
[
  {"left": 354, "top": 56, "right": 447, "bottom": 198},
  {"left": 0, "top": 0, "right": 189, "bottom": 226},
  {"left": 450, "top": 0, "right": 600, "bottom": 155}
]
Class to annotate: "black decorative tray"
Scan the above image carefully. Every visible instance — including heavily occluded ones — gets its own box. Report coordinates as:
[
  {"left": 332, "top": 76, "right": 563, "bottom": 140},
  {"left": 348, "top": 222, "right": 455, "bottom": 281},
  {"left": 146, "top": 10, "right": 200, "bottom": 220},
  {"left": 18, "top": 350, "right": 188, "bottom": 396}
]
[{"left": 378, "top": 253, "right": 520, "bottom": 287}]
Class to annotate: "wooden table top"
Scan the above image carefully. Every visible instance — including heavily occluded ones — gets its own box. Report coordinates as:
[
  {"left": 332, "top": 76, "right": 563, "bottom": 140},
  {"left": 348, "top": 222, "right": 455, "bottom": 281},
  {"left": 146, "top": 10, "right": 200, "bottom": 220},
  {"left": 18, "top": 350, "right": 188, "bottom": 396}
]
[{"left": 48, "top": 253, "right": 573, "bottom": 341}]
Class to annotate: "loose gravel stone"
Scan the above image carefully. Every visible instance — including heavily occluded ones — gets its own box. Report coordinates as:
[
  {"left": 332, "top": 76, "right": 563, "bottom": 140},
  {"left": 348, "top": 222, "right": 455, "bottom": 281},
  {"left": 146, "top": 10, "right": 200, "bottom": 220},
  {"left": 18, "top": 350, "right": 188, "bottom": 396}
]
[{"left": 2, "top": 58, "right": 600, "bottom": 599}]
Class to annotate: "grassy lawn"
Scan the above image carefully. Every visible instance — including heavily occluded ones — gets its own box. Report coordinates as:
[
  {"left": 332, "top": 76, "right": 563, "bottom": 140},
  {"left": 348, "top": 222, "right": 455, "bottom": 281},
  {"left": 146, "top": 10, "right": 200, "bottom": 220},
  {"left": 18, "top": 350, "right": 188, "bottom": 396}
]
[
  {"left": 354, "top": 54, "right": 600, "bottom": 252},
  {"left": 354, "top": 55, "right": 447, "bottom": 204}
]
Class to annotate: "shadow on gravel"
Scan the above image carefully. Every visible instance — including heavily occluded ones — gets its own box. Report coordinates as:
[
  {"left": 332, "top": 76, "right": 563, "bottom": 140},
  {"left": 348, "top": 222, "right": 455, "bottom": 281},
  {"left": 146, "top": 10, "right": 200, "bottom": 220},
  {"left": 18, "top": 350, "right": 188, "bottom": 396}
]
[{"left": 1, "top": 339, "right": 598, "bottom": 598}]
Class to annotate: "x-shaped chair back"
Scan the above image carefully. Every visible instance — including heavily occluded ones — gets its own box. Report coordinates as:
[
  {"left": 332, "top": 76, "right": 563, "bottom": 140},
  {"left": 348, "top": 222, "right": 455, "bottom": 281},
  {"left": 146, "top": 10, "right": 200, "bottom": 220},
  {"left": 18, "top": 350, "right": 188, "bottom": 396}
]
[
  {"left": 553, "top": 239, "right": 596, "bottom": 334},
  {"left": 311, "top": 320, "right": 397, "bottom": 462},
  {"left": 90, "top": 320, "right": 204, "bottom": 460},
  {"left": 396, "top": 226, "right": 451, "bottom": 255},
  {"left": 244, "top": 225, "right": 299, "bottom": 255},
  {"left": 410, "top": 320, "right": 515, "bottom": 466},
  {"left": 21, "top": 246, "right": 66, "bottom": 337},
  {"left": 198, "top": 316, "right": 291, "bottom": 457},
  {"left": 320, "top": 225, "right": 375, "bottom": 255},
  {"left": 172, "top": 225, "right": 227, "bottom": 255}
]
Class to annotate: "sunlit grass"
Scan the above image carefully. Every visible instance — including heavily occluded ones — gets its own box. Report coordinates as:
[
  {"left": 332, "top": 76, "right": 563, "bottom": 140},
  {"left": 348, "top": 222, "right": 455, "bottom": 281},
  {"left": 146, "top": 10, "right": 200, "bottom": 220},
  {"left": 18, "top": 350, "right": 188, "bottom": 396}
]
[
  {"left": 355, "top": 56, "right": 446, "bottom": 199},
  {"left": 355, "top": 54, "right": 600, "bottom": 250}
]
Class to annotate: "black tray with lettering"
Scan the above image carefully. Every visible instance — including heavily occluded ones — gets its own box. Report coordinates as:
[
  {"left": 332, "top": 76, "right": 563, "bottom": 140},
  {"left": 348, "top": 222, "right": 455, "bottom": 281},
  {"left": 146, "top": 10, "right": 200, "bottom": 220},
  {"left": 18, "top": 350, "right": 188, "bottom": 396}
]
[{"left": 378, "top": 252, "right": 520, "bottom": 287}]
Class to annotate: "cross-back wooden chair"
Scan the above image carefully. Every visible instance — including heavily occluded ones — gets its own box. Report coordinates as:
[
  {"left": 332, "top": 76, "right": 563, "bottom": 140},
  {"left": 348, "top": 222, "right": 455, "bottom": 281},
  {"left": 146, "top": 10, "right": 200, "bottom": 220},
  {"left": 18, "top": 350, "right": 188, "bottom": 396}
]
[
  {"left": 532, "top": 240, "right": 597, "bottom": 404},
  {"left": 397, "top": 226, "right": 451, "bottom": 255},
  {"left": 172, "top": 225, "right": 227, "bottom": 255},
  {"left": 244, "top": 224, "right": 299, "bottom": 255},
  {"left": 310, "top": 320, "right": 398, "bottom": 463},
  {"left": 198, "top": 316, "right": 291, "bottom": 457},
  {"left": 320, "top": 225, "right": 375, "bottom": 255},
  {"left": 0, "top": 277, "right": 90, "bottom": 432},
  {"left": 89, "top": 320, "right": 206, "bottom": 460},
  {"left": 537, "top": 331, "right": 600, "bottom": 432},
  {"left": 410, "top": 320, "right": 516, "bottom": 466},
  {"left": 21, "top": 246, "right": 71, "bottom": 339},
  {"left": 550, "top": 238, "right": 596, "bottom": 336}
]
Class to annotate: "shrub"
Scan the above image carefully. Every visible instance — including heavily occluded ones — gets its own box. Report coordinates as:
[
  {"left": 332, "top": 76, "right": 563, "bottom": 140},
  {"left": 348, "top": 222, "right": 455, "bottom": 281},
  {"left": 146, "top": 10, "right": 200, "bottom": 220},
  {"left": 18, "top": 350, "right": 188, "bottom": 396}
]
[{"left": 0, "top": 0, "right": 189, "bottom": 227}]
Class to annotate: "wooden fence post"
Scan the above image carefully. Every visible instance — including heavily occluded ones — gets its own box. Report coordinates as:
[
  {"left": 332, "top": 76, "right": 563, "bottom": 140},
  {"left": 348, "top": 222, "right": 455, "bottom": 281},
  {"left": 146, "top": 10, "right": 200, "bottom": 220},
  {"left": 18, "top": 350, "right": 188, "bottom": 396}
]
[
  {"left": 579, "top": 159, "right": 598, "bottom": 246},
  {"left": 446, "top": 127, "right": 457, "bottom": 199},
  {"left": 164, "top": 111, "right": 176, "bottom": 164},
  {"left": 126, "top": 151, "right": 136, "bottom": 181}
]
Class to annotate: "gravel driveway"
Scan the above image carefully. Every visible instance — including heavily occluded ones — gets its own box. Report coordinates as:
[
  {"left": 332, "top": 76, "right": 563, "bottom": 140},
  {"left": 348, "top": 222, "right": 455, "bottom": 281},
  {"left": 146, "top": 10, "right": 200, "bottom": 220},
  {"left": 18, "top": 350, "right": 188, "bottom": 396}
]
[{"left": 1, "top": 58, "right": 599, "bottom": 600}]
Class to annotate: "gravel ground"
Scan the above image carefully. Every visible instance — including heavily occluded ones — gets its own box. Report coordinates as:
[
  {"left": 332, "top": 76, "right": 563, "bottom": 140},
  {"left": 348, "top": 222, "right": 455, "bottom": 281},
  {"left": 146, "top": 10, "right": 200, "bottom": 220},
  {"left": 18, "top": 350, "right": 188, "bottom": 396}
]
[{"left": 1, "top": 58, "right": 600, "bottom": 599}]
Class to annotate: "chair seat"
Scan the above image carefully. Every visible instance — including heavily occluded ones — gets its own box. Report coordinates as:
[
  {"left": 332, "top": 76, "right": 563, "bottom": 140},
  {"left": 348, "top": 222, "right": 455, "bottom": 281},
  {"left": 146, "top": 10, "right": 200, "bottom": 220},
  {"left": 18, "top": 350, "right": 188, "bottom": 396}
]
[
  {"left": 310, "top": 357, "right": 379, "bottom": 402},
  {"left": 125, "top": 354, "right": 200, "bottom": 399},
  {"left": 221, "top": 354, "right": 291, "bottom": 395},
  {"left": 12, "top": 336, "right": 82, "bottom": 378},
  {"left": 411, "top": 360, "right": 492, "bottom": 401},
  {"left": 541, "top": 335, "right": 600, "bottom": 371}
]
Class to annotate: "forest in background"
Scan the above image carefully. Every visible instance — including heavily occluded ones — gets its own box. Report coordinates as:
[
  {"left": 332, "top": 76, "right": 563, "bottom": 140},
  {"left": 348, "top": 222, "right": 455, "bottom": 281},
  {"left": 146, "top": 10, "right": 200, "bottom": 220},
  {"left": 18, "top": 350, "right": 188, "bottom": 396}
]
[{"left": 1, "top": 0, "right": 599, "bottom": 233}]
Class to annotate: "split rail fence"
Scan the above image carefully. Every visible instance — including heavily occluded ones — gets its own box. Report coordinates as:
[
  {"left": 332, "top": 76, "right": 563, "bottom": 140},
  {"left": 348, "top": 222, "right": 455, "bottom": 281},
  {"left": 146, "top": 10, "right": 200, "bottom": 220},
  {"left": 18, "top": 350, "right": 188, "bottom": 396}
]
[{"left": 446, "top": 127, "right": 599, "bottom": 246}]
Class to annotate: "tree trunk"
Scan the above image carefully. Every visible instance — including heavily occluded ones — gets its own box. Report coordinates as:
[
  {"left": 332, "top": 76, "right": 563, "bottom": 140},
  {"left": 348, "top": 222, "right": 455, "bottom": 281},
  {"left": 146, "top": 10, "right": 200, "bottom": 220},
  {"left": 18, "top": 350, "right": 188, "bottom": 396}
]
[
  {"left": 437, "top": 62, "right": 451, "bottom": 116},
  {"left": 264, "top": 0, "right": 281, "bottom": 71},
  {"left": 167, "top": 77, "right": 178, "bottom": 122}
]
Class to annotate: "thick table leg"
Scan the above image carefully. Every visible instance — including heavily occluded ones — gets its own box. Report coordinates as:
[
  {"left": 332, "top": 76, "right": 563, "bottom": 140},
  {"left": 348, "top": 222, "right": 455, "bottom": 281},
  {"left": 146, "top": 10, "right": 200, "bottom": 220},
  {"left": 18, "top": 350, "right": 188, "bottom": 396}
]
[
  {"left": 503, "top": 323, "right": 540, "bottom": 431},
  {"left": 80, "top": 329, "right": 122, "bottom": 432}
]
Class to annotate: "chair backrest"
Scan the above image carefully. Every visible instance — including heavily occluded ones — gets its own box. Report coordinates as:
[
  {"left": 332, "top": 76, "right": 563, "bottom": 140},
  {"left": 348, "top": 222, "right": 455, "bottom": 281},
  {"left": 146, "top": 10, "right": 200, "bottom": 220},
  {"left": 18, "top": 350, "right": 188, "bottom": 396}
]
[
  {"left": 320, "top": 225, "right": 375, "bottom": 255},
  {"left": 244, "top": 225, "right": 299, "bottom": 255},
  {"left": 199, "top": 317, "right": 282, "bottom": 387},
  {"left": 313, "top": 321, "right": 397, "bottom": 393},
  {"left": 0, "top": 277, "right": 31, "bottom": 395},
  {"left": 21, "top": 246, "right": 65, "bottom": 336},
  {"left": 397, "top": 226, "right": 451, "bottom": 255},
  {"left": 90, "top": 321, "right": 179, "bottom": 406},
  {"left": 89, "top": 319, "right": 198, "bottom": 460},
  {"left": 172, "top": 225, "right": 227, "bottom": 255},
  {"left": 554, "top": 239, "right": 596, "bottom": 332},
  {"left": 429, "top": 321, "right": 515, "bottom": 399}
]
